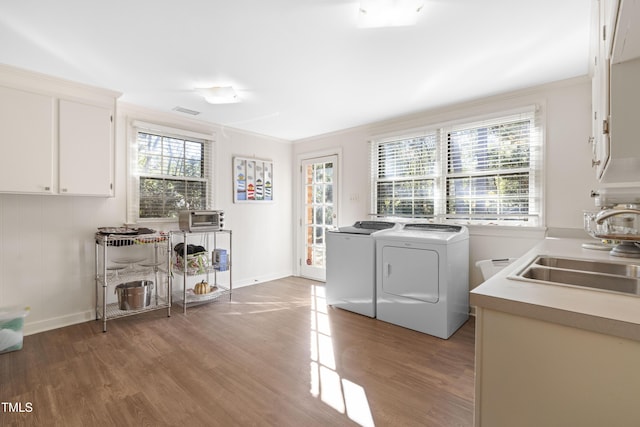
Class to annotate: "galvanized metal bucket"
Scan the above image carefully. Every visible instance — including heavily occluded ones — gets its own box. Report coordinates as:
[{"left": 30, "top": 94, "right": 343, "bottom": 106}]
[{"left": 115, "top": 280, "right": 154, "bottom": 310}]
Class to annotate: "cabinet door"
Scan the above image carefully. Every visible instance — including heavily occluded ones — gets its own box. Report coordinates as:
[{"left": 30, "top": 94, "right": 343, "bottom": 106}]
[
  {"left": 0, "top": 86, "right": 55, "bottom": 194},
  {"left": 59, "top": 99, "right": 114, "bottom": 196},
  {"left": 476, "top": 308, "right": 640, "bottom": 427},
  {"left": 591, "top": 0, "right": 617, "bottom": 180},
  {"left": 594, "top": 53, "right": 610, "bottom": 179},
  {"left": 603, "top": 0, "right": 621, "bottom": 59},
  {"left": 591, "top": 0, "right": 601, "bottom": 172}
]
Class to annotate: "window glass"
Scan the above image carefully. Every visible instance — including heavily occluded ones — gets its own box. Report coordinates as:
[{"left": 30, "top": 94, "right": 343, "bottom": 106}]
[
  {"left": 371, "top": 108, "right": 541, "bottom": 226},
  {"left": 375, "top": 134, "right": 438, "bottom": 218},
  {"left": 445, "top": 117, "right": 534, "bottom": 223},
  {"left": 133, "top": 129, "right": 211, "bottom": 220}
]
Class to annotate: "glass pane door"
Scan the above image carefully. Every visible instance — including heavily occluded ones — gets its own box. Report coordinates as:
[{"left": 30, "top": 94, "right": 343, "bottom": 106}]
[{"left": 300, "top": 155, "right": 337, "bottom": 281}]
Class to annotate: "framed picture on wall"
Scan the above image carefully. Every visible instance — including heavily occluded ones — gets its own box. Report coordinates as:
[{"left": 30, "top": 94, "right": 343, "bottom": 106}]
[{"left": 233, "top": 156, "right": 274, "bottom": 203}]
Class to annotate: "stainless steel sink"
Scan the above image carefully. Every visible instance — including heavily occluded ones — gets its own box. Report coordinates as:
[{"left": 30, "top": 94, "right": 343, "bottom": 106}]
[
  {"left": 534, "top": 256, "right": 640, "bottom": 277},
  {"left": 513, "top": 256, "right": 640, "bottom": 296}
]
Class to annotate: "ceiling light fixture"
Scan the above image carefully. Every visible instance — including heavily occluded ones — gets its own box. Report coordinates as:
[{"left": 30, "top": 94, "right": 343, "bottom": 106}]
[
  {"left": 358, "top": 0, "right": 424, "bottom": 28},
  {"left": 196, "top": 86, "right": 240, "bottom": 104}
]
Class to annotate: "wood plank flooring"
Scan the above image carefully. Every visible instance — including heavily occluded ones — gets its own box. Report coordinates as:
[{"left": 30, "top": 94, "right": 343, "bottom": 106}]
[{"left": 0, "top": 277, "right": 475, "bottom": 426}]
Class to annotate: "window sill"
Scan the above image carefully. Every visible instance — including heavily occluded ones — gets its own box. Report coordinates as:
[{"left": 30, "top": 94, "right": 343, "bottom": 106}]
[{"left": 462, "top": 223, "right": 547, "bottom": 239}]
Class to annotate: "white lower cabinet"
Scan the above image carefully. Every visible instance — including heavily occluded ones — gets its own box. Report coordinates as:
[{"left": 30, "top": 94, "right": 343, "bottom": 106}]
[{"left": 474, "top": 308, "right": 640, "bottom": 427}]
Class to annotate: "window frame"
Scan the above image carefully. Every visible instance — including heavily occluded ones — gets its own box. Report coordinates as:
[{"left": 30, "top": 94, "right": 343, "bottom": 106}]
[
  {"left": 127, "top": 121, "right": 214, "bottom": 224},
  {"left": 370, "top": 106, "right": 543, "bottom": 227}
]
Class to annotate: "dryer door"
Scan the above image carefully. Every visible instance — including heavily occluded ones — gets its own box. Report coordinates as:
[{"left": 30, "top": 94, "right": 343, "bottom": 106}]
[{"left": 381, "top": 246, "right": 439, "bottom": 303}]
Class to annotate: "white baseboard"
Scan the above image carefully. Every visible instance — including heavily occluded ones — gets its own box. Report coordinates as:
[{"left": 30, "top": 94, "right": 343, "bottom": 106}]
[
  {"left": 232, "top": 271, "right": 294, "bottom": 288},
  {"left": 22, "top": 271, "right": 295, "bottom": 336},
  {"left": 23, "top": 310, "right": 95, "bottom": 336}
]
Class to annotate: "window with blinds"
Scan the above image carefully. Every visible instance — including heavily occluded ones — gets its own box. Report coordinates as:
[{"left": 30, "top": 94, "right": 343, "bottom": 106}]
[
  {"left": 375, "top": 134, "right": 438, "bottom": 217},
  {"left": 371, "top": 108, "right": 542, "bottom": 226},
  {"left": 130, "top": 124, "right": 212, "bottom": 221}
]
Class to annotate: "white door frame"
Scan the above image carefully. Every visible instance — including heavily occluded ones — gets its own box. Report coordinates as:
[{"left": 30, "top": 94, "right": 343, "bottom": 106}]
[{"left": 294, "top": 148, "right": 342, "bottom": 280}]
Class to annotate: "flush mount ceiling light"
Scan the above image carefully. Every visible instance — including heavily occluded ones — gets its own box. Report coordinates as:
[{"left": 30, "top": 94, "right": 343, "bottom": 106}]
[
  {"left": 358, "top": 0, "right": 425, "bottom": 28},
  {"left": 196, "top": 86, "right": 240, "bottom": 104}
]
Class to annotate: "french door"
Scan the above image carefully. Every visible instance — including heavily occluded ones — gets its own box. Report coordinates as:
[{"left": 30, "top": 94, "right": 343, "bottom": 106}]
[{"left": 299, "top": 155, "right": 338, "bottom": 281}]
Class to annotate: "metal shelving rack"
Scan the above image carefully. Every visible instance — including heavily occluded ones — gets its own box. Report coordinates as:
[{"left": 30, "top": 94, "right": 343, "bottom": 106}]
[
  {"left": 95, "top": 232, "right": 171, "bottom": 332},
  {"left": 170, "top": 229, "right": 232, "bottom": 314}
]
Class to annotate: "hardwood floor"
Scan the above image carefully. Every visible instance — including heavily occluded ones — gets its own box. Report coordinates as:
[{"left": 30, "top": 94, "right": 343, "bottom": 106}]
[{"left": 1, "top": 277, "right": 475, "bottom": 426}]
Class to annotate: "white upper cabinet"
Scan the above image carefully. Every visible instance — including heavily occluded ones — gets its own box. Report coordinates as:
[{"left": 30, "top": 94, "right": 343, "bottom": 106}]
[
  {"left": 611, "top": 0, "right": 640, "bottom": 63},
  {"left": 59, "top": 99, "right": 113, "bottom": 196},
  {"left": 0, "top": 64, "right": 120, "bottom": 197},
  {"left": 600, "top": 0, "right": 640, "bottom": 183},
  {"left": 590, "top": 0, "right": 619, "bottom": 180},
  {"left": 0, "top": 85, "right": 55, "bottom": 194},
  {"left": 603, "top": 0, "right": 622, "bottom": 59}
]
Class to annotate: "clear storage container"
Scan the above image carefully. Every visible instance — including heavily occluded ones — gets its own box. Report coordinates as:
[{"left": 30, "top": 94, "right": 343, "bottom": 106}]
[{"left": 0, "top": 306, "right": 29, "bottom": 354}]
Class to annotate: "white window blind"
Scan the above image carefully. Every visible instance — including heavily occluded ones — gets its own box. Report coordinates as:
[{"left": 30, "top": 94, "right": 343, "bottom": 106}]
[
  {"left": 128, "top": 123, "right": 213, "bottom": 222},
  {"left": 374, "top": 133, "right": 439, "bottom": 217},
  {"left": 371, "top": 107, "right": 543, "bottom": 226}
]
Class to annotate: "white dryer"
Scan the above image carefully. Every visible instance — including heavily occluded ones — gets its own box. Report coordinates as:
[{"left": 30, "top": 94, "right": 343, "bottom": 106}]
[
  {"left": 326, "top": 221, "right": 399, "bottom": 317},
  {"left": 374, "top": 223, "right": 469, "bottom": 339}
]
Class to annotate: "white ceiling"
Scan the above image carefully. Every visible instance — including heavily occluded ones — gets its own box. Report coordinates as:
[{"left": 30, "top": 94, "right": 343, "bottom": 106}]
[{"left": 0, "top": 0, "right": 592, "bottom": 141}]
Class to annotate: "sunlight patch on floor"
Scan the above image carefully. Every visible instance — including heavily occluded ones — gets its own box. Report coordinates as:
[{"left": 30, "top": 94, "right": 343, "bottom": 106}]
[
  {"left": 342, "top": 378, "right": 376, "bottom": 427},
  {"left": 309, "top": 285, "right": 375, "bottom": 427}
]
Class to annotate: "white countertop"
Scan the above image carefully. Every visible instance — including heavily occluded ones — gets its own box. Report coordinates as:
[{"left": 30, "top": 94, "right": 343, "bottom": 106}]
[{"left": 470, "top": 237, "right": 640, "bottom": 341}]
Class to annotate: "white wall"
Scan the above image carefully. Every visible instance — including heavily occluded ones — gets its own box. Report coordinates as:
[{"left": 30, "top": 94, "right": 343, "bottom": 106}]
[
  {"left": 0, "top": 73, "right": 595, "bottom": 334},
  {"left": 119, "top": 104, "right": 294, "bottom": 288},
  {"left": 212, "top": 124, "right": 294, "bottom": 286},
  {"left": 0, "top": 194, "right": 124, "bottom": 334},
  {"left": 292, "top": 76, "right": 597, "bottom": 288},
  {"left": 0, "top": 99, "right": 293, "bottom": 335}
]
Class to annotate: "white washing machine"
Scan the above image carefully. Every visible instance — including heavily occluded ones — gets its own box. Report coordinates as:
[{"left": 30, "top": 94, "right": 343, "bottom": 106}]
[
  {"left": 326, "top": 221, "right": 399, "bottom": 317},
  {"left": 374, "top": 223, "right": 469, "bottom": 339}
]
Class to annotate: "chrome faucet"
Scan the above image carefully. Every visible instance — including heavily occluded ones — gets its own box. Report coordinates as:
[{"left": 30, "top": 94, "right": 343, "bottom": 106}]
[{"left": 595, "top": 207, "right": 640, "bottom": 224}]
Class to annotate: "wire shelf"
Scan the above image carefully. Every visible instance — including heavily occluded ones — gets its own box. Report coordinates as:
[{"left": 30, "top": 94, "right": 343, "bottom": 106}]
[
  {"left": 172, "top": 286, "right": 231, "bottom": 307},
  {"left": 97, "top": 297, "right": 171, "bottom": 321}
]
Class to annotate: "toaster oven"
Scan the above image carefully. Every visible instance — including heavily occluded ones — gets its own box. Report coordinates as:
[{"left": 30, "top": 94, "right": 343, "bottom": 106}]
[{"left": 178, "top": 210, "right": 224, "bottom": 232}]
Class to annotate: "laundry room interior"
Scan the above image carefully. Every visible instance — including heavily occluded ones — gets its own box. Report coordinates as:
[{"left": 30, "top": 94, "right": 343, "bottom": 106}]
[{"left": 2, "top": 0, "right": 640, "bottom": 426}]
